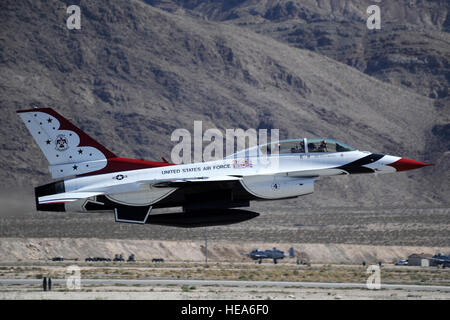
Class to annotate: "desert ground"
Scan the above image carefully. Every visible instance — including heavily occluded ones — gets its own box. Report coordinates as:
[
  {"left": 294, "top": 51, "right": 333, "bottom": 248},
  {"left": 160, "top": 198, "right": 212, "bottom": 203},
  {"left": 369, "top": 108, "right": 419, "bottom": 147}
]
[
  {"left": 2, "top": 284, "right": 449, "bottom": 300},
  {"left": 0, "top": 261, "right": 449, "bottom": 300},
  {"left": 0, "top": 197, "right": 449, "bottom": 300}
]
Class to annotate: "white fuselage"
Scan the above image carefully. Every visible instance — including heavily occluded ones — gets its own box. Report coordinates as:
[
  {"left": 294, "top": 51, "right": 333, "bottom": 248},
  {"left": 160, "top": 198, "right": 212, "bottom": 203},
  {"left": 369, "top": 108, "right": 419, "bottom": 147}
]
[{"left": 63, "top": 151, "right": 399, "bottom": 210}]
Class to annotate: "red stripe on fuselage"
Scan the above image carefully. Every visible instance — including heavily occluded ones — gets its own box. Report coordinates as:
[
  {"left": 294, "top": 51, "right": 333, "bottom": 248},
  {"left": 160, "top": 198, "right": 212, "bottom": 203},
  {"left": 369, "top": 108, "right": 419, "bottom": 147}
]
[{"left": 78, "top": 157, "right": 175, "bottom": 176}]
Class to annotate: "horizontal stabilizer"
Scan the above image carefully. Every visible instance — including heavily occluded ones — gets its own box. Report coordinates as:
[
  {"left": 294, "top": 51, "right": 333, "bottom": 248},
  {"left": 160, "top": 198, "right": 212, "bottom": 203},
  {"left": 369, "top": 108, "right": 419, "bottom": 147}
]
[{"left": 38, "top": 191, "right": 105, "bottom": 204}]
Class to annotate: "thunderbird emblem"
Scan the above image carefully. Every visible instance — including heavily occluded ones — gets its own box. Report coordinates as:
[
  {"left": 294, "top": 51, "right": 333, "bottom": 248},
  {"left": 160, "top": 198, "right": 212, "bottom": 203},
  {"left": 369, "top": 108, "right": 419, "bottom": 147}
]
[{"left": 55, "top": 134, "right": 69, "bottom": 151}]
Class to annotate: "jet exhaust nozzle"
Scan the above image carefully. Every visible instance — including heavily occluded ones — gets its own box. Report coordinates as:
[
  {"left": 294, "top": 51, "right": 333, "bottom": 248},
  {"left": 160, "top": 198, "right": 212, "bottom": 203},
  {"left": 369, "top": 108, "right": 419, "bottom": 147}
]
[{"left": 35, "top": 181, "right": 66, "bottom": 212}]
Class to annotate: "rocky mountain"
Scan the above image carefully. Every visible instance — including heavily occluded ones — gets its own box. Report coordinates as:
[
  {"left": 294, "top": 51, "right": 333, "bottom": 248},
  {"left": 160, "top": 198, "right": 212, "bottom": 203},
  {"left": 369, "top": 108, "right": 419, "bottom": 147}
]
[
  {"left": 0, "top": 0, "right": 448, "bottom": 208},
  {"left": 147, "top": 0, "right": 450, "bottom": 100}
]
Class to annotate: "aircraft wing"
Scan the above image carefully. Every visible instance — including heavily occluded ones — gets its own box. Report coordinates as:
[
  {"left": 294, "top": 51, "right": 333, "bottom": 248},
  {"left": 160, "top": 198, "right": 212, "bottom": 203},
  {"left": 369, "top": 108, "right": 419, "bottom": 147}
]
[
  {"left": 148, "top": 175, "right": 243, "bottom": 188},
  {"left": 39, "top": 175, "right": 243, "bottom": 204}
]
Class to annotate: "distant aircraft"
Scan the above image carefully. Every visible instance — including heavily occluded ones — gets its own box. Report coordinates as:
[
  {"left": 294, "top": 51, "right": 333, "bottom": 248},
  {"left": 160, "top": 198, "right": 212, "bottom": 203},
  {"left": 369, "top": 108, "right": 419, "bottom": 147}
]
[
  {"left": 242, "top": 247, "right": 295, "bottom": 264},
  {"left": 17, "top": 108, "right": 432, "bottom": 228},
  {"left": 429, "top": 254, "right": 450, "bottom": 268}
]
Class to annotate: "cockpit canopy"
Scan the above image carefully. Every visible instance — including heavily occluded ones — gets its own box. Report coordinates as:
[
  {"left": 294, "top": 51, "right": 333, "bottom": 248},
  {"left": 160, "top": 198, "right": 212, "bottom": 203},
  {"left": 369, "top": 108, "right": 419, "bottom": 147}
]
[
  {"left": 225, "top": 138, "right": 356, "bottom": 158},
  {"left": 269, "top": 138, "right": 356, "bottom": 154}
]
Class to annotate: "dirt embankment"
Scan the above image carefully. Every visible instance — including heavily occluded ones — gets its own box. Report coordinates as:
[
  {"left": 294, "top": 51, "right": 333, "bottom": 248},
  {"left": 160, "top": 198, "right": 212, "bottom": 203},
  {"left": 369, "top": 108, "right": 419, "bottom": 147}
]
[{"left": 0, "top": 238, "right": 447, "bottom": 264}]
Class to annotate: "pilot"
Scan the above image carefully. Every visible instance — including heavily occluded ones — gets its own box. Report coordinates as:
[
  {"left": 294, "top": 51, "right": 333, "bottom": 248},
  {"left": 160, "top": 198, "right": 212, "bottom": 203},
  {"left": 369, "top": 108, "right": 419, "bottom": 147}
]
[{"left": 319, "top": 140, "right": 328, "bottom": 152}]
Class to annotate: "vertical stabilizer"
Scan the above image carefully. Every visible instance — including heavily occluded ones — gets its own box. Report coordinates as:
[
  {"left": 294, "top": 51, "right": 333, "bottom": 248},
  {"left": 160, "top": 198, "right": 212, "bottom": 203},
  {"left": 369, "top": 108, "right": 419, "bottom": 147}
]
[{"left": 17, "top": 108, "right": 116, "bottom": 178}]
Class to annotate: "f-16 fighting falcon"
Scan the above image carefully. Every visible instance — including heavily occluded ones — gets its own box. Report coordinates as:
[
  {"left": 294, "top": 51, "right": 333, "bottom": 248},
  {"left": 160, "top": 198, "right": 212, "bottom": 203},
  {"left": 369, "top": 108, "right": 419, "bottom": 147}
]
[
  {"left": 17, "top": 108, "right": 432, "bottom": 228},
  {"left": 242, "top": 247, "right": 295, "bottom": 264}
]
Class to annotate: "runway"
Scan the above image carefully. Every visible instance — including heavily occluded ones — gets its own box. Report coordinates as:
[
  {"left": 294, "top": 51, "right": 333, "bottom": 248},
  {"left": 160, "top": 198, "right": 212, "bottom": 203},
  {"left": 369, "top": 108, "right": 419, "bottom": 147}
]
[{"left": 1, "top": 279, "right": 449, "bottom": 292}]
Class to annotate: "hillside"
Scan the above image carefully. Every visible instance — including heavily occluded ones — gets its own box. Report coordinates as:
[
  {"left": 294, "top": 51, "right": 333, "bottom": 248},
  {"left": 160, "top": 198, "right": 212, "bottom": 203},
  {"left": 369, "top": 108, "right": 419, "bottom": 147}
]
[
  {"left": 0, "top": 238, "right": 448, "bottom": 264},
  {"left": 0, "top": 0, "right": 448, "bottom": 209},
  {"left": 147, "top": 0, "right": 450, "bottom": 100}
]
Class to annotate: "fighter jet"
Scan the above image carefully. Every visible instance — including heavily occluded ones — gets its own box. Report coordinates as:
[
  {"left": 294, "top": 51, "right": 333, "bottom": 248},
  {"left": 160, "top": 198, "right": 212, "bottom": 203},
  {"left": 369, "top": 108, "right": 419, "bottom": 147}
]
[
  {"left": 242, "top": 247, "right": 295, "bottom": 264},
  {"left": 429, "top": 254, "right": 450, "bottom": 268},
  {"left": 17, "top": 108, "right": 432, "bottom": 228}
]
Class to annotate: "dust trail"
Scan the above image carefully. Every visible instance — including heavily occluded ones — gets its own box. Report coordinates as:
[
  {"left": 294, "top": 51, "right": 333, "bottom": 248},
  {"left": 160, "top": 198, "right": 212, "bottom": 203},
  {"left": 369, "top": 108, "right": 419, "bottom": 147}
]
[{"left": 0, "top": 188, "right": 35, "bottom": 216}]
